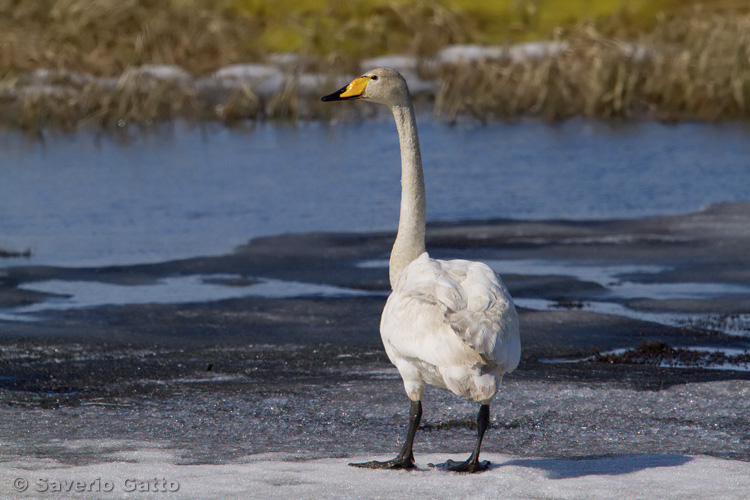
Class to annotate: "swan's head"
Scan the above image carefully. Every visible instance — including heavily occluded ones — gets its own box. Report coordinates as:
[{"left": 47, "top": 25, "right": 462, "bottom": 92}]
[{"left": 321, "top": 67, "right": 409, "bottom": 107}]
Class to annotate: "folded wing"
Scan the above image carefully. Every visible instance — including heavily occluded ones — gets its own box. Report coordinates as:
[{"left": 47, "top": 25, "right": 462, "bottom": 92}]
[{"left": 383, "top": 253, "right": 520, "bottom": 374}]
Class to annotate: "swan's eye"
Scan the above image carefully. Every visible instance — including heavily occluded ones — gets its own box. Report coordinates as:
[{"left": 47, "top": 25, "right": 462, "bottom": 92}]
[{"left": 370, "top": 75, "right": 378, "bottom": 81}]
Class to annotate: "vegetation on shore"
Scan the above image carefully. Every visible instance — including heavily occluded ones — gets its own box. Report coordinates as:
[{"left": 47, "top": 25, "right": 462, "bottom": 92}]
[
  {"left": 437, "top": 13, "right": 750, "bottom": 122},
  {"left": 1, "top": 0, "right": 750, "bottom": 130}
]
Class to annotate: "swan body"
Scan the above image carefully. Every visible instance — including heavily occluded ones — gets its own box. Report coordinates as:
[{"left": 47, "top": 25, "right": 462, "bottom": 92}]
[
  {"left": 383, "top": 253, "right": 520, "bottom": 404},
  {"left": 322, "top": 67, "right": 521, "bottom": 473}
]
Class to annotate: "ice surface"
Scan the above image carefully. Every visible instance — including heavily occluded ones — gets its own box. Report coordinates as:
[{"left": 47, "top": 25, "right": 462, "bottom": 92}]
[
  {"left": 199, "top": 64, "right": 286, "bottom": 98},
  {"left": 482, "top": 260, "right": 750, "bottom": 300},
  {"left": 2, "top": 363, "right": 749, "bottom": 497},
  {"left": 516, "top": 298, "right": 750, "bottom": 338},
  {"left": 136, "top": 65, "right": 192, "bottom": 82},
  {"left": 361, "top": 258, "right": 750, "bottom": 337},
  {"left": 1, "top": 450, "right": 747, "bottom": 500},
  {"left": 436, "top": 42, "right": 567, "bottom": 64},
  {"left": 502, "top": 260, "right": 663, "bottom": 284},
  {"left": 360, "top": 258, "right": 750, "bottom": 301},
  {"left": 361, "top": 258, "right": 671, "bottom": 291},
  {"left": 210, "top": 63, "right": 283, "bottom": 83},
  {"left": 0, "top": 275, "right": 380, "bottom": 322},
  {"left": 542, "top": 346, "right": 750, "bottom": 372},
  {"left": 689, "top": 314, "right": 750, "bottom": 337}
]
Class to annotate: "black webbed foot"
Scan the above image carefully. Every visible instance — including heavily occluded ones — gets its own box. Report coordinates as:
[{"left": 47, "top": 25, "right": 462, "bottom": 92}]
[
  {"left": 349, "top": 456, "right": 416, "bottom": 470},
  {"left": 350, "top": 400, "right": 423, "bottom": 471},
  {"left": 428, "top": 404, "right": 492, "bottom": 473},
  {"left": 428, "top": 457, "right": 491, "bottom": 473}
]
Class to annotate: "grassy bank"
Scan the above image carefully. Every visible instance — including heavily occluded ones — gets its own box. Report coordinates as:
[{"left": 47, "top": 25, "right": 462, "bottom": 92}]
[
  {"left": 1, "top": 0, "right": 750, "bottom": 130},
  {"left": 437, "top": 13, "right": 750, "bottom": 122},
  {"left": 0, "top": 0, "right": 711, "bottom": 77}
]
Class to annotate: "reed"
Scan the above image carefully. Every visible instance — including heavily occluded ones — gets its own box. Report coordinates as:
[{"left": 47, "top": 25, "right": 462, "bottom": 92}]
[
  {"left": 435, "top": 11, "right": 750, "bottom": 121},
  {"left": 1, "top": 0, "right": 750, "bottom": 130},
  {"left": 2, "top": 69, "right": 197, "bottom": 132},
  {"left": 296, "top": 0, "right": 476, "bottom": 73},
  {"left": 0, "top": 0, "right": 263, "bottom": 77}
]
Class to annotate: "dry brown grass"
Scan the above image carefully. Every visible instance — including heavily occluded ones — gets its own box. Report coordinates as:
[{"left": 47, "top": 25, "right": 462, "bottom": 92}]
[
  {"left": 435, "top": 11, "right": 750, "bottom": 121},
  {"left": 298, "top": 0, "right": 476, "bottom": 73},
  {"left": 0, "top": 0, "right": 263, "bottom": 77},
  {"left": 0, "top": 0, "right": 476, "bottom": 78},
  {"left": 2, "top": 1, "right": 750, "bottom": 130},
  {"left": 0, "top": 71, "right": 313, "bottom": 132},
  {"left": 6, "top": 78, "right": 196, "bottom": 131},
  {"left": 0, "top": 0, "right": 477, "bottom": 131}
]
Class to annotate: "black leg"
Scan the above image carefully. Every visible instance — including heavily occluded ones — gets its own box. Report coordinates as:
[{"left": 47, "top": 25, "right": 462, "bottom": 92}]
[
  {"left": 350, "top": 400, "right": 422, "bottom": 470},
  {"left": 430, "top": 404, "right": 492, "bottom": 473}
]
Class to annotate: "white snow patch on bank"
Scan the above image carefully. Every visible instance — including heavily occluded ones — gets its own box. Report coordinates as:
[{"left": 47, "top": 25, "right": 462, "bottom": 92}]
[
  {"left": 1, "top": 452, "right": 748, "bottom": 500},
  {"left": 437, "top": 41, "right": 568, "bottom": 64}
]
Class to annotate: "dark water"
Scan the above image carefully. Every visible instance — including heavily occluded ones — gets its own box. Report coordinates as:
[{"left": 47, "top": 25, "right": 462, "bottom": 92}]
[{"left": 1, "top": 119, "right": 749, "bottom": 267}]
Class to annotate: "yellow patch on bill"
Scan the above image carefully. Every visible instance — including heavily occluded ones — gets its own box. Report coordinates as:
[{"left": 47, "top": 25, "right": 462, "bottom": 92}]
[{"left": 339, "top": 76, "right": 370, "bottom": 99}]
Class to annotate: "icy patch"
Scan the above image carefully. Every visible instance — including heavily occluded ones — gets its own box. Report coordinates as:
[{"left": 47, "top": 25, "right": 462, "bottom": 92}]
[
  {"left": 361, "top": 258, "right": 750, "bottom": 300},
  {"left": 436, "top": 41, "right": 567, "bottom": 64},
  {"left": 484, "top": 259, "right": 750, "bottom": 300},
  {"left": 519, "top": 297, "right": 699, "bottom": 326},
  {"left": 210, "top": 64, "right": 282, "bottom": 83},
  {"left": 483, "top": 259, "right": 667, "bottom": 289},
  {"left": 0, "top": 275, "right": 377, "bottom": 322},
  {"left": 166, "top": 373, "right": 248, "bottom": 385},
  {"left": 359, "top": 258, "right": 750, "bottom": 337},
  {"left": 359, "top": 258, "right": 668, "bottom": 288},
  {"left": 502, "top": 234, "right": 689, "bottom": 246},
  {"left": 542, "top": 345, "right": 750, "bottom": 372},
  {"left": 685, "top": 314, "right": 750, "bottom": 337},
  {"left": 356, "top": 259, "right": 390, "bottom": 269},
  {"left": 484, "top": 259, "right": 749, "bottom": 300},
  {"left": 201, "top": 64, "right": 285, "bottom": 98},
  {"left": 517, "top": 298, "right": 750, "bottom": 338},
  {"left": 608, "top": 282, "right": 750, "bottom": 300},
  {"left": 1, "top": 452, "right": 748, "bottom": 500},
  {"left": 435, "top": 41, "right": 651, "bottom": 65},
  {"left": 136, "top": 65, "right": 192, "bottom": 82}
]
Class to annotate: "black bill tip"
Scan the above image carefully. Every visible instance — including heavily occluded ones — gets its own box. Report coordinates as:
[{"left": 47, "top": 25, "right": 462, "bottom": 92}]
[{"left": 321, "top": 86, "right": 348, "bottom": 102}]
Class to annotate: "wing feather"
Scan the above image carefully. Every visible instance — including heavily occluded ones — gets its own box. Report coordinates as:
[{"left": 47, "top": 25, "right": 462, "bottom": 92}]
[{"left": 386, "top": 253, "right": 520, "bottom": 373}]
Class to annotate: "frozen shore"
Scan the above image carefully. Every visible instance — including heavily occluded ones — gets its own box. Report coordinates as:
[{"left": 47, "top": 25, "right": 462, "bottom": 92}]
[
  {"left": 1, "top": 202, "right": 749, "bottom": 498},
  {"left": 3, "top": 451, "right": 749, "bottom": 500}
]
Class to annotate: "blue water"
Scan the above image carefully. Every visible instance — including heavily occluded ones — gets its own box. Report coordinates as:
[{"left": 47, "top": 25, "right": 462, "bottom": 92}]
[{"left": 1, "top": 119, "right": 749, "bottom": 267}]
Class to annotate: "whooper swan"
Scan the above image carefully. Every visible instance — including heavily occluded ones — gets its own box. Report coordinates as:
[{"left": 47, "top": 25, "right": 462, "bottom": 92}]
[{"left": 322, "top": 68, "right": 521, "bottom": 473}]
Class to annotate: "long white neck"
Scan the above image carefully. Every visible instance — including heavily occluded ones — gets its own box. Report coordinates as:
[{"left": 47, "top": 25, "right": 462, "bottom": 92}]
[{"left": 388, "top": 100, "right": 426, "bottom": 288}]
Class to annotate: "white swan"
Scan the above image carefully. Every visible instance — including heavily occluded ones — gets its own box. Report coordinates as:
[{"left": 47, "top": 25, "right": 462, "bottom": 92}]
[{"left": 322, "top": 67, "right": 521, "bottom": 473}]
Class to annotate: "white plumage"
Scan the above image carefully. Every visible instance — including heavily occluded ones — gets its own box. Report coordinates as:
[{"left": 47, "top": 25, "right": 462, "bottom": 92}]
[
  {"left": 322, "top": 67, "right": 521, "bottom": 473},
  {"left": 382, "top": 253, "right": 520, "bottom": 404}
]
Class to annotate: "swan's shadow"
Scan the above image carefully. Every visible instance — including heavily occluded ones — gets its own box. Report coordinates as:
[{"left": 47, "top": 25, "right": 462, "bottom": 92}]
[{"left": 494, "top": 454, "right": 693, "bottom": 479}]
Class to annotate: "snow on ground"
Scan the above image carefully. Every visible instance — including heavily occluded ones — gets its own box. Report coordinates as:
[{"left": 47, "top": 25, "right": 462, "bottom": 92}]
[{"left": 2, "top": 450, "right": 748, "bottom": 500}]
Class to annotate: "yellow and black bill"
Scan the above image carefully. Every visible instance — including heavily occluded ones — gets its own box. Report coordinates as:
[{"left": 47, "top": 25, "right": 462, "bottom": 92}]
[{"left": 321, "top": 76, "right": 371, "bottom": 102}]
